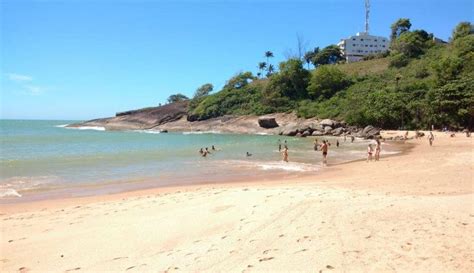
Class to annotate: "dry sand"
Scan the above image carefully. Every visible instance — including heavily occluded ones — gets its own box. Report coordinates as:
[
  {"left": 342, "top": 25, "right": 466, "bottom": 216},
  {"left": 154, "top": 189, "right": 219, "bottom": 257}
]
[{"left": 1, "top": 131, "right": 473, "bottom": 272}]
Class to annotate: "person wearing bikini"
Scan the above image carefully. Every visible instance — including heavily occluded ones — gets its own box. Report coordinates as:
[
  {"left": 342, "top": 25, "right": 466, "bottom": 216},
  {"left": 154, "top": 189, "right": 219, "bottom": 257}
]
[
  {"left": 375, "top": 139, "right": 381, "bottom": 161},
  {"left": 367, "top": 144, "right": 374, "bottom": 162}
]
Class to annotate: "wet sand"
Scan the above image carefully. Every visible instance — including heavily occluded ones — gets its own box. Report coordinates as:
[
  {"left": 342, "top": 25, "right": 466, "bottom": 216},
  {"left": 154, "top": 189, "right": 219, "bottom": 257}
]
[{"left": 1, "top": 130, "right": 472, "bottom": 272}]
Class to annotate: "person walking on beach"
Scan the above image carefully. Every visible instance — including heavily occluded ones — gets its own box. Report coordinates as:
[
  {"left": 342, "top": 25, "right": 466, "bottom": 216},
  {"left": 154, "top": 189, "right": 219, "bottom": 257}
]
[
  {"left": 313, "top": 138, "right": 318, "bottom": 151},
  {"left": 428, "top": 131, "right": 434, "bottom": 146},
  {"left": 320, "top": 140, "right": 328, "bottom": 166},
  {"left": 344, "top": 134, "right": 347, "bottom": 142},
  {"left": 367, "top": 144, "right": 374, "bottom": 162},
  {"left": 278, "top": 139, "right": 282, "bottom": 152},
  {"left": 336, "top": 140, "right": 339, "bottom": 148},
  {"left": 351, "top": 135, "right": 355, "bottom": 143},
  {"left": 282, "top": 147, "right": 289, "bottom": 162},
  {"left": 375, "top": 139, "right": 381, "bottom": 161}
]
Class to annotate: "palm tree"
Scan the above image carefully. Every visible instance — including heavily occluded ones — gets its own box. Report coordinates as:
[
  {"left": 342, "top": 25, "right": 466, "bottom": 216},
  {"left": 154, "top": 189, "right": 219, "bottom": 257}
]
[
  {"left": 266, "top": 64, "right": 275, "bottom": 77},
  {"left": 265, "top": 51, "right": 274, "bottom": 64},
  {"left": 258, "top": 62, "right": 267, "bottom": 78}
]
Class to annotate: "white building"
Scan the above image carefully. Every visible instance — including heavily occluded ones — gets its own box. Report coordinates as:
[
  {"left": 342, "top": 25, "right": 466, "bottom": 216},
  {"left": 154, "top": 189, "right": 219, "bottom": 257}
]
[{"left": 337, "top": 32, "right": 390, "bottom": 63}]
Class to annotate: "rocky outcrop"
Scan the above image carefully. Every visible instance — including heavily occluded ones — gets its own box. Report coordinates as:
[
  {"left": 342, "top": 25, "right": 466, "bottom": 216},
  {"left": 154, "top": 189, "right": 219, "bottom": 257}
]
[
  {"left": 68, "top": 101, "right": 189, "bottom": 130},
  {"left": 358, "top": 125, "right": 381, "bottom": 139},
  {"left": 70, "top": 105, "right": 379, "bottom": 139},
  {"left": 258, "top": 117, "right": 279, "bottom": 129}
]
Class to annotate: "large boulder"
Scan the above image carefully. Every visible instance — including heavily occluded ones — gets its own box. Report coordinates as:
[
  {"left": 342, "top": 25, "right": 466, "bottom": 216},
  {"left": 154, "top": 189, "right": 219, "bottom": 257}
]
[
  {"left": 281, "top": 124, "right": 299, "bottom": 136},
  {"left": 331, "top": 127, "right": 344, "bottom": 136},
  {"left": 359, "top": 125, "right": 381, "bottom": 139},
  {"left": 309, "top": 123, "right": 324, "bottom": 132},
  {"left": 320, "top": 119, "right": 336, "bottom": 128},
  {"left": 312, "top": 131, "right": 324, "bottom": 136},
  {"left": 324, "top": 126, "right": 333, "bottom": 135},
  {"left": 301, "top": 130, "right": 311, "bottom": 137},
  {"left": 258, "top": 117, "right": 279, "bottom": 129}
]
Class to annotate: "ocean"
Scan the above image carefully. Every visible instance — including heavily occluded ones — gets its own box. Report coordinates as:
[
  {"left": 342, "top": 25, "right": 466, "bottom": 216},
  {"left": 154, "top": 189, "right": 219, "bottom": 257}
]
[{"left": 0, "top": 120, "right": 399, "bottom": 202}]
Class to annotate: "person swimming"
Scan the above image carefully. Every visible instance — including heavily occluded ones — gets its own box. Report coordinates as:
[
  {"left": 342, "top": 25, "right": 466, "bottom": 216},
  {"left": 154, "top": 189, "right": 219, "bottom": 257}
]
[
  {"left": 246, "top": 152, "right": 252, "bottom": 157},
  {"left": 205, "top": 147, "right": 211, "bottom": 154}
]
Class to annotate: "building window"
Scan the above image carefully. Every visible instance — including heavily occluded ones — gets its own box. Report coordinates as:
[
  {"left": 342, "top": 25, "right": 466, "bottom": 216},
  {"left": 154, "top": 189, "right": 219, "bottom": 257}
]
[
  {"left": 370, "top": 45, "right": 373, "bottom": 47},
  {"left": 353, "top": 44, "right": 356, "bottom": 46},
  {"left": 365, "top": 45, "right": 368, "bottom": 47},
  {"left": 383, "top": 40, "right": 386, "bottom": 42},
  {"left": 382, "top": 45, "right": 385, "bottom": 48},
  {"left": 374, "top": 39, "right": 378, "bottom": 42},
  {"left": 352, "top": 38, "right": 356, "bottom": 41},
  {"left": 361, "top": 39, "right": 364, "bottom": 41}
]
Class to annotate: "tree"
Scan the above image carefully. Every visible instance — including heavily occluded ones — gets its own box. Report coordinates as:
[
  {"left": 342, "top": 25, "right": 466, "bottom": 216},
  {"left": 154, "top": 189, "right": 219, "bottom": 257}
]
[
  {"left": 451, "top": 22, "right": 473, "bottom": 41},
  {"left": 167, "top": 93, "right": 189, "bottom": 103},
  {"left": 307, "top": 65, "right": 350, "bottom": 100},
  {"left": 390, "top": 18, "right": 412, "bottom": 41},
  {"left": 304, "top": 47, "right": 319, "bottom": 69},
  {"left": 311, "top": 45, "right": 343, "bottom": 66},
  {"left": 193, "top": 83, "right": 213, "bottom": 99},
  {"left": 390, "top": 30, "right": 433, "bottom": 59},
  {"left": 224, "top": 71, "right": 256, "bottom": 89},
  {"left": 258, "top": 62, "right": 267, "bottom": 78},
  {"left": 264, "top": 59, "right": 310, "bottom": 103},
  {"left": 267, "top": 64, "right": 275, "bottom": 77},
  {"left": 265, "top": 51, "right": 274, "bottom": 64}
]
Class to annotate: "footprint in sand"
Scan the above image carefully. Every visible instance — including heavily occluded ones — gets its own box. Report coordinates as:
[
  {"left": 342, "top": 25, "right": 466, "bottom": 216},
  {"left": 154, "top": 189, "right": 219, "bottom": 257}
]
[
  {"left": 258, "top": 257, "right": 274, "bottom": 262},
  {"left": 65, "top": 267, "right": 81, "bottom": 272},
  {"left": 19, "top": 267, "right": 29, "bottom": 273}
]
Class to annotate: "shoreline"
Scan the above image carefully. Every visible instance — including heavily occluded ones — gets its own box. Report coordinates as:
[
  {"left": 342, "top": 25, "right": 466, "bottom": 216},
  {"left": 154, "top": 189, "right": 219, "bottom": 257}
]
[
  {"left": 0, "top": 138, "right": 409, "bottom": 209},
  {"left": 1, "top": 130, "right": 472, "bottom": 272}
]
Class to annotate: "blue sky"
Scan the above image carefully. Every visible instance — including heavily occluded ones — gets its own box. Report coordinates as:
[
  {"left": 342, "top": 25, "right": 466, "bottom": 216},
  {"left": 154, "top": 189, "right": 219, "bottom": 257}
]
[{"left": 1, "top": 0, "right": 472, "bottom": 120}]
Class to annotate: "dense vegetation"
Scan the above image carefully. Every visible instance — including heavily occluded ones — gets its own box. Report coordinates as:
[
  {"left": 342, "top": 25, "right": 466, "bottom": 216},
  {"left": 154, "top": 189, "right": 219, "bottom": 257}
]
[{"left": 170, "top": 20, "right": 473, "bottom": 130}]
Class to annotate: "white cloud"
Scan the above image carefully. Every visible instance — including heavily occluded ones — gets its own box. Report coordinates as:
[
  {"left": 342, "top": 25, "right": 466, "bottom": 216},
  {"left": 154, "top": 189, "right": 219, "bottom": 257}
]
[
  {"left": 24, "top": 85, "right": 45, "bottom": 95},
  {"left": 6, "top": 73, "right": 33, "bottom": 82}
]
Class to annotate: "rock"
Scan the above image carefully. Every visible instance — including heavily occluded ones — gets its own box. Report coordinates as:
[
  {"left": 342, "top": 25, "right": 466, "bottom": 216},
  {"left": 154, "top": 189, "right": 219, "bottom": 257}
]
[
  {"left": 359, "top": 125, "right": 381, "bottom": 139},
  {"left": 301, "top": 130, "right": 311, "bottom": 137},
  {"left": 258, "top": 117, "right": 279, "bottom": 129},
  {"left": 295, "top": 132, "right": 303, "bottom": 137},
  {"left": 320, "top": 119, "right": 336, "bottom": 128},
  {"left": 161, "top": 129, "right": 168, "bottom": 133},
  {"left": 309, "top": 123, "right": 324, "bottom": 131},
  {"left": 331, "top": 127, "right": 344, "bottom": 136},
  {"left": 312, "top": 131, "right": 324, "bottom": 136},
  {"left": 324, "top": 126, "right": 333, "bottom": 134},
  {"left": 281, "top": 124, "right": 299, "bottom": 136}
]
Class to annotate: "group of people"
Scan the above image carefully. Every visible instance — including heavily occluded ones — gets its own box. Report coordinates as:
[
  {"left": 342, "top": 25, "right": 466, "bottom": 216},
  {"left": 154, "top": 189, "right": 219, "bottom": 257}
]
[
  {"left": 199, "top": 145, "right": 217, "bottom": 157},
  {"left": 366, "top": 139, "right": 382, "bottom": 162}
]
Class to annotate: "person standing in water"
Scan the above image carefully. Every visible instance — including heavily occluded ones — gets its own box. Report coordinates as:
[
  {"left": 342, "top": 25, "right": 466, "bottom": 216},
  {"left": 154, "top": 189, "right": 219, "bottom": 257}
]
[
  {"left": 320, "top": 140, "right": 328, "bottom": 166},
  {"left": 375, "top": 139, "right": 381, "bottom": 161},
  {"left": 282, "top": 147, "right": 289, "bottom": 162},
  {"left": 351, "top": 135, "right": 355, "bottom": 143},
  {"left": 313, "top": 138, "right": 318, "bottom": 151},
  {"left": 367, "top": 144, "right": 374, "bottom": 162},
  {"left": 284, "top": 140, "right": 288, "bottom": 149},
  {"left": 212, "top": 145, "right": 216, "bottom": 151},
  {"left": 278, "top": 139, "right": 282, "bottom": 152},
  {"left": 336, "top": 140, "right": 340, "bottom": 148}
]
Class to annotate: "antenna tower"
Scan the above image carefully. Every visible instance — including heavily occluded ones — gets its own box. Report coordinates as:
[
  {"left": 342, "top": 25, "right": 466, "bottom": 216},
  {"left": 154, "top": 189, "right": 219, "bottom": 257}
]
[{"left": 365, "top": 0, "right": 370, "bottom": 33}]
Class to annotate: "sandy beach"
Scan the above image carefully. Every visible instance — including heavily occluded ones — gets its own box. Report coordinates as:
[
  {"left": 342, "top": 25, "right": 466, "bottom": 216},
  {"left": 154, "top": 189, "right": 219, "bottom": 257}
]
[{"left": 1, "top": 131, "right": 472, "bottom": 273}]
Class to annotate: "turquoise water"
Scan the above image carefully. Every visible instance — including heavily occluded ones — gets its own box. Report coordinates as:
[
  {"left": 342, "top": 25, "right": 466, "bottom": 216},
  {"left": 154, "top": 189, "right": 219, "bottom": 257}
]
[{"left": 0, "top": 120, "right": 396, "bottom": 201}]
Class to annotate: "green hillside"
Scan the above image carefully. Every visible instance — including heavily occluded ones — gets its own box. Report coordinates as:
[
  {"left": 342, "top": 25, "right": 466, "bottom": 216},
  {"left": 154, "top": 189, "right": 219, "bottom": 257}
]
[{"left": 179, "top": 20, "right": 473, "bottom": 130}]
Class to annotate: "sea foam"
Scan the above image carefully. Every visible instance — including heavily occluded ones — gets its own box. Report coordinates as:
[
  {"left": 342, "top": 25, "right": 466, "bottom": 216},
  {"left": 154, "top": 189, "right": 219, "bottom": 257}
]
[{"left": 66, "top": 126, "right": 106, "bottom": 131}]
